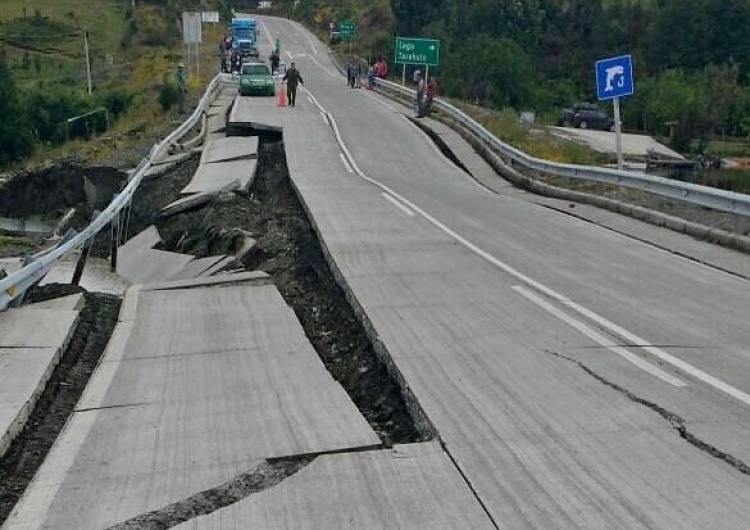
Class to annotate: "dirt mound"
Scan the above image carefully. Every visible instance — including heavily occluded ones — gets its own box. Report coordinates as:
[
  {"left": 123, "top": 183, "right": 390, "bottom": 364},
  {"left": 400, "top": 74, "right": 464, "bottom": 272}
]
[{"left": 0, "top": 160, "right": 125, "bottom": 221}]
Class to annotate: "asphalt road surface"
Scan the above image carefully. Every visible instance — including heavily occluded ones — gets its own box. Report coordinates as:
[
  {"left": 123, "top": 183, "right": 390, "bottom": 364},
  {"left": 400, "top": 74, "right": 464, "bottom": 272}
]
[{"left": 242, "top": 16, "right": 750, "bottom": 529}]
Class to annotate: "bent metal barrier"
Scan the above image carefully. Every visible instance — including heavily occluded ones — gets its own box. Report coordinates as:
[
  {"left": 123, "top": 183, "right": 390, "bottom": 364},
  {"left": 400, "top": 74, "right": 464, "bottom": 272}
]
[
  {"left": 0, "top": 74, "right": 228, "bottom": 311},
  {"left": 374, "top": 77, "right": 750, "bottom": 217}
]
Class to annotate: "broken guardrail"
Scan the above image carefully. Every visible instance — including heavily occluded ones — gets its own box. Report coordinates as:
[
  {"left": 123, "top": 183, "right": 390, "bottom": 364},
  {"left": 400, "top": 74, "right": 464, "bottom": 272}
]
[
  {"left": 0, "top": 74, "right": 229, "bottom": 311},
  {"left": 374, "top": 77, "right": 750, "bottom": 217}
]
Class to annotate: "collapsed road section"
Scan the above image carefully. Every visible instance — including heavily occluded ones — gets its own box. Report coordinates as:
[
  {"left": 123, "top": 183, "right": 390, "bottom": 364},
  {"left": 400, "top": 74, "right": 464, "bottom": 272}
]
[{"left": 126, "top": 137, "right": 431, "bottom": 446}]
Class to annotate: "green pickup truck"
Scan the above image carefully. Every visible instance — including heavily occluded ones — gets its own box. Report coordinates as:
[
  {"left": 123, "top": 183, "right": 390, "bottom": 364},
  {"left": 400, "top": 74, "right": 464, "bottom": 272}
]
[{"left": 239, "top": 62, "right": 275, "bottom": 97}]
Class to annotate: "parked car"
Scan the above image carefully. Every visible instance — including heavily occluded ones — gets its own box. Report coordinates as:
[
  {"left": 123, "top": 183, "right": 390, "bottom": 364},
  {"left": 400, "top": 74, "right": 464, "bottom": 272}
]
[
  {"left": 239, "top": 61, "right": 275, "bottom": 97},
  {"left": 561, "top": 102, "right": 596, "bottom": 126},
  {"left": 560, "top": 102, "right": 614, "bottom": 131},
  {"left": 573, "top": 108, "right": 615, "bottom": 131}
]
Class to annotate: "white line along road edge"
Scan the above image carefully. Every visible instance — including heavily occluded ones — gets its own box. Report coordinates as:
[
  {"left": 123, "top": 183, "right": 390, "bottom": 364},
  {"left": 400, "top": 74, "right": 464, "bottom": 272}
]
[
  {"left": 300, "top": 47, "right": 750, "bottom": 409},
  {"left": 513, "top": 285, "right": 686, "bottom": 387},
  {"left": 382, "top": 193, "right": 416, "bottom": 217}
]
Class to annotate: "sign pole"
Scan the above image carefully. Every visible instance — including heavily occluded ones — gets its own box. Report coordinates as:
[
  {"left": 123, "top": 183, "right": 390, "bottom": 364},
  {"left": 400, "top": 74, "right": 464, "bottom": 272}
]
[
  {"left": 613, "top": 96, "right": 624, "bottom": 170},
  {"left": 402, "top": 64, "right": 406, "bottom": 86}
]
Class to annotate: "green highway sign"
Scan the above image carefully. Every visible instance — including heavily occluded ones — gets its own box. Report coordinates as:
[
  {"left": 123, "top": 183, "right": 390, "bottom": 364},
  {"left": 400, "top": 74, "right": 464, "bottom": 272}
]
[
  {"left": 339, "top": 21, "right": 357, "bottom": 39},
  {"left": 395, "top": 37, "right": 440, "bottom": 66}
]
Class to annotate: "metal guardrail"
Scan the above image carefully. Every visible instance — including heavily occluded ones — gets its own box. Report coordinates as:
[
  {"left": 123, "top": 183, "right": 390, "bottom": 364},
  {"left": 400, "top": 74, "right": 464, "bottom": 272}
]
[
  {"left": 374, "top": 78, "right": 750, "bottom": 217},
  {"left": 0, "top": 74, "right": 228, "bottom": 311}
]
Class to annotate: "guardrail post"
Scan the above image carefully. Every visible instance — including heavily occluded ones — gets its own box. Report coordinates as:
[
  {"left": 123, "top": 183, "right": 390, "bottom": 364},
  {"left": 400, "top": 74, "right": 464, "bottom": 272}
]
[
  {"left": 72, "top": 211, "right": 99, "bottom": 285},
  {"left": 109, "top": 212, "right": 120, "bottom": 273}
]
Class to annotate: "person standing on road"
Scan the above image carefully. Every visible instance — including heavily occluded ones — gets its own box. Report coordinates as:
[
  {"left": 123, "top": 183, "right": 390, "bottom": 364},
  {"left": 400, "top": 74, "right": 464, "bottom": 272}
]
[
  {"left": 270, "top": 50, "right": 280, "bottom": 74},
  {"left": 175, "top": 62, "right": 187, "bottom": 113},
  {"left": 346, "top": 60, "right": 354, "bottom": 88},
  {"left": 412, "top": 68, "right": 421, "bottom": 87},
  {"left": 415, "top": 71, "right": 426, "bottom": 117},
  {"left": 420, "top": 76, "right": 438, "bottom": 117},
  {"left": 283, "top": 62, "right": 304, "bottom": 107}
]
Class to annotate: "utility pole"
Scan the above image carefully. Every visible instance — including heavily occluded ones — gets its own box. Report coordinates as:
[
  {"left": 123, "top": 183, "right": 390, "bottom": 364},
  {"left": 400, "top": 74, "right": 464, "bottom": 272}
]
[{"left": 84, "top": 28, "right": 92, "bottom": 95}]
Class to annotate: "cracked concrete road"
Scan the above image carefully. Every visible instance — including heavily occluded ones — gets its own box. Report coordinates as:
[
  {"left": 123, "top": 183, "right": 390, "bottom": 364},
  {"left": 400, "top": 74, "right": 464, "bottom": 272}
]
[{"left": 244, "top": 15, "right": 750, "bottom": 529}]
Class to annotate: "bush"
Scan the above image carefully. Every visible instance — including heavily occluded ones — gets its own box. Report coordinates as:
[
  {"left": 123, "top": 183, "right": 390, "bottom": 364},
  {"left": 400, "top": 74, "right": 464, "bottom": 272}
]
[
  {"left": 158, "top": 79, "right": 178, "bottom": 111},
  {"left": 99, "top": 88, "right": 133, "bottom": 118}
]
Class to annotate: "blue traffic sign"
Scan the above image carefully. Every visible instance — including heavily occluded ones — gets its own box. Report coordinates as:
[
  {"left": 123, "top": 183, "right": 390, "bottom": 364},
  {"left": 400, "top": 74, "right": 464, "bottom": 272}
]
[{"left": 595, "top": 55, "right": 634, "bottom": 101}]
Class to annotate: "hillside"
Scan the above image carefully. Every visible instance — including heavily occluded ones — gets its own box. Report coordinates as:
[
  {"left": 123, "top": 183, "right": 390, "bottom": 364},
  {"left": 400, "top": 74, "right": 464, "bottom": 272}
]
[{"left": 0, "top": 0, "right": 224, "bottom": 168}]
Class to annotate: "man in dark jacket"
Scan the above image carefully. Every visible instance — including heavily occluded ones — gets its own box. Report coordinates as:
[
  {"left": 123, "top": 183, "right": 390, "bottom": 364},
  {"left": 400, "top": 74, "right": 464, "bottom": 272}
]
[{"left": 283, "top": 62, "right": 304, "bottom": 107}]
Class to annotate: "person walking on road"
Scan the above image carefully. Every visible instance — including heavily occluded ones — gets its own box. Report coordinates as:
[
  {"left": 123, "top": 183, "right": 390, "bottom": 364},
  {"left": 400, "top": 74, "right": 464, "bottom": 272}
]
[
  {"left": 270, "top": 50, "right": 280, "bottom": 74},
  {"left": 283, "top": 62, "right": 304, "bottom": 107}
]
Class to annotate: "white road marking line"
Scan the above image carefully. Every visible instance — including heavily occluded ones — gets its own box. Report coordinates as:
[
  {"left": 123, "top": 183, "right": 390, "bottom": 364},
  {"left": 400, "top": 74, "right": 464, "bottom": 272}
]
[
  {"left": 304, "top": 85, "right": 750, "bottom": 407},
  {"left": 382, "top": 193, "right": 416, "bottom": 217},
  {"left": 306, "top": 53, "right": 338, "bottom": 78},
  {"left": 320, "top": 111, "right": 328, "bottom": 124},
  {"left": 512, "top": 286, "right": 686, "bottom": 387},
  {"left": 358, "top": 89, "right": 402, "bottom": 113},
  {"left": 285, "top": 51, "right": 293, "bottom": 60},
  {"left": 261, "top": 20, "right": 275, "bottom": 48},
  {"left": 298, "top": 25, "right": 318, "bottom": 54},
  {"left": 339, "top": 153, "right": 353, "bottom": 173}
]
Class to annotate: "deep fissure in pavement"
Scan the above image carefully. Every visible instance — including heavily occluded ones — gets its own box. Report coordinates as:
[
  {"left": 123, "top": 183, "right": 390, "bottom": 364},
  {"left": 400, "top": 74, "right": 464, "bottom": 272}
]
[
  {"left": 0, "top": 287, "right": 121, "bottom": 525},
  {"left": 106, "top": 457, "right": 313, "bottom": 530},
  {"left": 129, "top": 138, "right": 429, "bottom": 446},
  {"left": 546, "top": 349, "right": 750, "bottom": 476}
]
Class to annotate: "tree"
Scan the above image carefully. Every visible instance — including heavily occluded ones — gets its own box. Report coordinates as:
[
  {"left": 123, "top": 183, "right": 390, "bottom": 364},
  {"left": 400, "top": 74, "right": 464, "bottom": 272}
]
[{"left": 0, "top": 57, "right": 33, "bottom": 165}]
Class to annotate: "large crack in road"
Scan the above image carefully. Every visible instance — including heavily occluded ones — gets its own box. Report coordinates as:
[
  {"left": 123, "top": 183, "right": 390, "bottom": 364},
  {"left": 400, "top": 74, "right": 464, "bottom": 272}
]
[
  {"left": 106, "top": 457, "right": 313, "bottom": 530},
  {"left": 546, "top": 349, "right": 750, "bottom": 476},
  {"left": 127, "top": 137, "right": 431, "bottom": 447}
]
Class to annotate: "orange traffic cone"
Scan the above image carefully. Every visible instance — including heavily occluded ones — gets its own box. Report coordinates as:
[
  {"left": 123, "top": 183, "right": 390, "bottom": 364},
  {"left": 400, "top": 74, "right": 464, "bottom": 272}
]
[{"left": 277, "top": 82, "right": 287, "bottom": 107}]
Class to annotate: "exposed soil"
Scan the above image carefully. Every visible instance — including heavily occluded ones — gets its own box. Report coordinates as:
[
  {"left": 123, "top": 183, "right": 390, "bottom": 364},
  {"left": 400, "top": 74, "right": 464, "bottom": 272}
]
[
  {"left": 0, "top": 159, "right": 125, "bottom": 221},
  {"left": 0, "top": 286, "right": 121, "bottom": 525},
  {"left": 124, "top": 138, "right": 427, "bottom": 446}
]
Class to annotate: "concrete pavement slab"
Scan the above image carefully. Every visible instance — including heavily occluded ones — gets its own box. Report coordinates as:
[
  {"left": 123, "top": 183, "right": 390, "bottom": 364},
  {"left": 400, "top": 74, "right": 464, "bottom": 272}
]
[
  {"left": 138, "top": 271, "right": 270, "bottom": 292},
  {"left": 181, "top": 159, "right": 258, "bottom": 194},
  {"left": 119, "top": 224, "right": 161, "bottom": 253},
  {"left": 4, "top": 282, "right": 379, "bottom": 530},
  {"left": 549, "top": 126, "right": 683, "bottom": 159},
  {"left": 198, "top": 255, "right": 237, "bottom": 276},
  {"left": 200, "top": 136, "right": 259, "bottom": 164},
  {"left": 0, "top": 347, "right": 60, "bottom": 457},
  {"left": 40, "top": 255, "right": 130, "bottom": 296},
  {"left": 421, "top": 116, "right": 515, "bottom": 191},
  {"left": 160, "top": 180, "right": 240, "bottom": 218},
  {"left": 207, "top": 112, "right": 226, "bottom": 134},
  {"left": 227, "top": 93, "right": 283, "bottom": 132},
  {"left": 117, "top": 247, "right": 195, "bottom": 284},
  {"left": 0, "top": 304, "right": 79, "bottom": 456},
  {"left": 174, "top": 443, "right": 496, "bottom": 530},
  {"left": 0, "top": 308, "right": 79, "bottom": 349},
  {"left": 26, "top": 293, "right": 84, "bottom": 311},
  {"left": 167, "top": 255, "right": 228, "bottom": 280}
]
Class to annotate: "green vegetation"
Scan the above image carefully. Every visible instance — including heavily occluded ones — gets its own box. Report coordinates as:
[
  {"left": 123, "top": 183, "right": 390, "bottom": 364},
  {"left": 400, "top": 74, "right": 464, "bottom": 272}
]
[
  {"left": 269, "top": 0, "right": 750, "bottom": 157},
  {"left": 0, "top": 0, "right": 226, "bottom": 167},
  {"left": 455, "top": 104, "right": 608, "bottom": 165}
]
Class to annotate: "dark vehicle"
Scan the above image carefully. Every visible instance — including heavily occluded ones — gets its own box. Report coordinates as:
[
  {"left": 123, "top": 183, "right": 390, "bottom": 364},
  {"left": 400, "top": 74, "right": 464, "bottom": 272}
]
[
  {"left": 560, "top": 102, "right": 614, "bottom": 131},
  {"left": 561, "top": 102, "right": 597, "bottom": 126},
  {"left": 573, "top": 109, "right": 615, "bottom": 131}
]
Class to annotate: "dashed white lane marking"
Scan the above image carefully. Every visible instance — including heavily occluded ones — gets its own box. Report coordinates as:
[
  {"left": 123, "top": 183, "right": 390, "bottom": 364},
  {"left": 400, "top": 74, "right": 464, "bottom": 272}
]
[
  {"left": 339, "top": 153, "right": 353, "bottom": 173},
  {"left": 320, "top": 111, "right": 328, "bottom": 124},
  {"left": 513, "top": 286, "right": 686, "bottom": 387},
  {"left": 382, "top": 193, "right": 416, "bottom": 217},
  {"left": 304, "top": 79, "right": 750, "bottom": 408}
]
